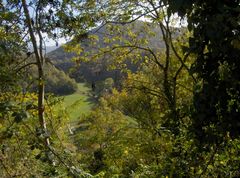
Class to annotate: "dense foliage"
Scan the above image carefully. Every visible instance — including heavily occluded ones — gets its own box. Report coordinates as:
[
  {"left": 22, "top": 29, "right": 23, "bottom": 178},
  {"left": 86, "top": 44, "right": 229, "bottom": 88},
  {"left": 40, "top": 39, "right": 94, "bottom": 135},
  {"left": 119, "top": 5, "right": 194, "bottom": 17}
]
[
  {"left": 28, "top": 64, "right": 78, "bottom": 95},
  {"left": 166, "top": 0, "right": 240, "bottom": 144},
  {"left": 1, "top": 0, "right": 240, "bottom": 177}
]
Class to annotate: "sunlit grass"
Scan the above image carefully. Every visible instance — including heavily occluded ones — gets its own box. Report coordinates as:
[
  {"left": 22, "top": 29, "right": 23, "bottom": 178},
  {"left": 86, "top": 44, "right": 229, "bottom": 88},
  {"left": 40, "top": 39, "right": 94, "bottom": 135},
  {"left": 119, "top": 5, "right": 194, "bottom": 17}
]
[{"left": 62, "top": 83, "right": 94, "bottom": 122}]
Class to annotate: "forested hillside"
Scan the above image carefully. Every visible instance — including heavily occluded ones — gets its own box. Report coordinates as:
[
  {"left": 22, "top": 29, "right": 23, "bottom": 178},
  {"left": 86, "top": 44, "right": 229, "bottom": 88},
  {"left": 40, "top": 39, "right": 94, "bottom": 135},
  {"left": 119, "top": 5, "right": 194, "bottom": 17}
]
[
  {"left": 1, "top": 0, "right": 240, "bottom": 177},
  {"left": 23, "top": 63, "right": 78, "bottom": 95},
  {"left": 43, "top": 64, "right": 78, "bottom": 95},
  {"left": 47, "top": 21, "right": 166, "bottom": 83}
]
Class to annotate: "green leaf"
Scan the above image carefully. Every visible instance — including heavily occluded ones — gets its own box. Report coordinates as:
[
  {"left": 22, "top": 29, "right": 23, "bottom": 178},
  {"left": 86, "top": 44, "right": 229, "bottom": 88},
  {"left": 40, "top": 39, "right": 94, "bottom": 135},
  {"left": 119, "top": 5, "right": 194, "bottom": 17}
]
[{"left": 12, "top": 110, "right": 30, "bottom": 123}]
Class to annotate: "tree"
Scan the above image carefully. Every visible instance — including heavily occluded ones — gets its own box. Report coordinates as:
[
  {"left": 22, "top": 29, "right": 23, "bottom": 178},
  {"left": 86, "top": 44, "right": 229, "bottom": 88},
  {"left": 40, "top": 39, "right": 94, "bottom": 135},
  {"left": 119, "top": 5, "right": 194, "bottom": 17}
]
[
  {"left": 66, "top": 0, "right": 196, "bottom": 134},
  {"left": 166, "top": 0, "right": 240, "bottom": 145},
  {"left": 2, "top": 0, "right": 107, "bottom": 150},
  {"left": 67, "top": 1, "right": 198, "bottom": 176},
  {"left": 1, "top": 0, "right": 110, "bottom": 175},
  {"left": 0, "top": 2, "right": 27, "bottom": 93}
]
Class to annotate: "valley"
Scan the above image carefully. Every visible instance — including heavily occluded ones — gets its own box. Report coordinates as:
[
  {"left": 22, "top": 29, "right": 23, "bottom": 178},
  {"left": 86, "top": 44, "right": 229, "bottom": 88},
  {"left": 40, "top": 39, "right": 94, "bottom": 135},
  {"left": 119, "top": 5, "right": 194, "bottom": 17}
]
[
  {"left": 63, "top": 83, "right": 94, "bottom": 122},
  {"left": 1, "top": 1, "right": 239, "bottom": 176}
]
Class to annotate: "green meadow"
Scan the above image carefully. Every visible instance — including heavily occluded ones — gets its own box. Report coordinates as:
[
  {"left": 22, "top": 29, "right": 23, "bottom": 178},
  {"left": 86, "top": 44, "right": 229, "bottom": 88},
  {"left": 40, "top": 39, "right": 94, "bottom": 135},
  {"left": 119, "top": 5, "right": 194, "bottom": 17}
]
[{"left": 63, "top": 83, "right": 94, "bottom": 122}]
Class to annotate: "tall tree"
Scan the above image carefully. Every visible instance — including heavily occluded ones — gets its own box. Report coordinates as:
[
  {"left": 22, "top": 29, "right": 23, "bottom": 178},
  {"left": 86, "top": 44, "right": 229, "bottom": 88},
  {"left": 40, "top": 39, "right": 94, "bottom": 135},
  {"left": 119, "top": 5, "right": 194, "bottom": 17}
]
[
  {"left": 66, "top": 0, "right": 195, "bottom": 134},
  {"left": 21, "top": 0, "right": 51, "bottom": 147},
  {"left": 2, "top": 0, "right": 107, "bottom": 148},
  {"left": 0, "top": 2, "right": 113, "bottom": 175}
]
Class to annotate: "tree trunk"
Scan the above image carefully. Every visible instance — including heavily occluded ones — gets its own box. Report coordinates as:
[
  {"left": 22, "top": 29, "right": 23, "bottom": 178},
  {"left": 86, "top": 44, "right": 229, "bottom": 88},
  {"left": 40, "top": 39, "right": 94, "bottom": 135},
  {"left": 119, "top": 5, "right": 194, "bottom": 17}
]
[{"left": 21, "top": 0, "right": 50, "bottom": 147}]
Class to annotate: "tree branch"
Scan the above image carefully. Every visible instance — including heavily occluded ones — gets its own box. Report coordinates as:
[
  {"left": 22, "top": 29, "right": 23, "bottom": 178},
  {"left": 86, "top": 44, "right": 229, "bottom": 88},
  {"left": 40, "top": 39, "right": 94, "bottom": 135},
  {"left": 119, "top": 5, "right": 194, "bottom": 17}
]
[{"left": 15, "top": 62, "right": 37, "bottom": 73}]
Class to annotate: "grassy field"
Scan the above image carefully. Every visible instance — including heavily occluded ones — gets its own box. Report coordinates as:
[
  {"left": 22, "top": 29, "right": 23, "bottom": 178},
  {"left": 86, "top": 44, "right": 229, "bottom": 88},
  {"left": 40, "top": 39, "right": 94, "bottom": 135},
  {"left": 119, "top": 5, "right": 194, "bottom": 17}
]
[{"left": 63, "top": 83, "right": 94, "bottom": 122}]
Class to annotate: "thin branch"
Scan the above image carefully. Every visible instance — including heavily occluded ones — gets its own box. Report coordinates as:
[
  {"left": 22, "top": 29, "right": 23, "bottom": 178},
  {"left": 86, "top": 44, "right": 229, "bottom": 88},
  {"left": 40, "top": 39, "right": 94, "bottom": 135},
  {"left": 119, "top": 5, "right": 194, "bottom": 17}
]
[
  {"left": 105, "top": 44, "right": 165, "bottom": 70},
  {"left": 0, "top": 158, "right": 12, "bottom": 178},
  {"left": 198, "top": 145, "right": 218, "bottom": 178},
  {"left": 169, "top": 32, "right": 197, "bottom": 83},
  {"left": 106, "top": 4, "right": 163, "bottom": 25},
  {"left": 175, "top": 81, "right": 193, "bottom": 93},
  {"left": 126, "top": 84, "right": 170, "bottom": 104},
  {"left": 173, "top": 51, "right": 191, "bottom": 80},
  {"left": 21, "top": 121, "right": 92, "bottom": 177},
  {"left": 15, "top": 62, "right": 37, "bottom": 73}
]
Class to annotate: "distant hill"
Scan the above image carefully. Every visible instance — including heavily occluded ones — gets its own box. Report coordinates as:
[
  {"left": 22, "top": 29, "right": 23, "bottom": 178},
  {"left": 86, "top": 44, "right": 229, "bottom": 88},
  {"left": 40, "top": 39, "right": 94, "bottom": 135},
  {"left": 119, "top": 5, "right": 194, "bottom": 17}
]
[
  {"left": 28, "top": 46, "right": 58, "bottom": 53},
  {"left": 23, "top": 63, "right": 78, "bottom": 95},
  {"left": 46, "top": 46, "right": 59, "bottom": 53},
  {"left": 47, "top": 21, "right": 176, "bottom": 83}
]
